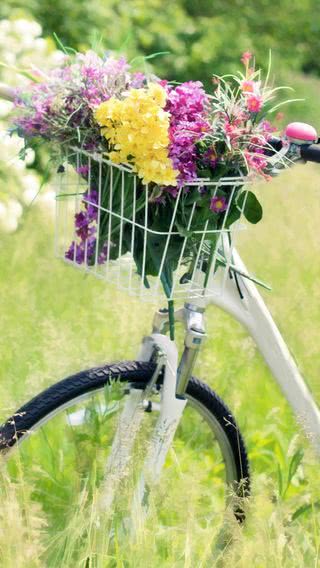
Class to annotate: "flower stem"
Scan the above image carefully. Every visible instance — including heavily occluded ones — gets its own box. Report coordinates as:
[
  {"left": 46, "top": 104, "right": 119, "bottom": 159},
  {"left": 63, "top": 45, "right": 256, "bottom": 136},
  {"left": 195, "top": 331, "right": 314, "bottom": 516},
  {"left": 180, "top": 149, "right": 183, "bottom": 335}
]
[{"left": 168, "top": 299, "right": 175, "bottom": 341}]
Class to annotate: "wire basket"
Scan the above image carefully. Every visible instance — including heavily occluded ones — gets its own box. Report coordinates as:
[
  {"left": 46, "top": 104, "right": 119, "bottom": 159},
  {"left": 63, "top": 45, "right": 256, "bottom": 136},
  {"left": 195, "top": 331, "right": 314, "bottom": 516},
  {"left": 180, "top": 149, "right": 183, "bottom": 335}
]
[{"left": 55, "top": 147, "right": 249, "bottom": 302}]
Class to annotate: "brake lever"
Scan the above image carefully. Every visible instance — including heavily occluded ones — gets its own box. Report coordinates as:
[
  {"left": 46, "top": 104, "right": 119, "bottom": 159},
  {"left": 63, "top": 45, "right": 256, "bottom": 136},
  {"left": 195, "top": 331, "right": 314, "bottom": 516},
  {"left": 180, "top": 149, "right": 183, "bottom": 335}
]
[{"left": 267, "top": 141, "right": 305, "bottom": 176}]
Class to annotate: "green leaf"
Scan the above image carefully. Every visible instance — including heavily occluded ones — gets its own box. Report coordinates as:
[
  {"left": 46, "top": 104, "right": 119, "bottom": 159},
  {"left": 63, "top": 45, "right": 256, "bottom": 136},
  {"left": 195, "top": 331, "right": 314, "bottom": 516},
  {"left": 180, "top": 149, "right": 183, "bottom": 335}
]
[
  {"left": 176, "top": 222, "right": 192, "bottom": 239},
  {"left": 0, "top": 61, "right": 42, "bottom": 83},
  {"left": 53, "top": 33, "right": 77, "bottom": 55},
  {"left": 183, "top": 188, "right": 204, "bottom": 207},
  {"left": 224, "top": 204, "right": 241, "bottom": 228},
  {"left": 291, "top": 500, "right": 320, "bottom": 522},
  {"left": 197, "top": 168, "right": 212, "bottom": 179},
  {"left": 237, "top": 191, "right": 263, "bottom": 224},
  {"left": 277, "top": 464, "right": 283, "bottom": 499},
  {"left": 286, "top": 448, "right": 304, "bottom": 489}
]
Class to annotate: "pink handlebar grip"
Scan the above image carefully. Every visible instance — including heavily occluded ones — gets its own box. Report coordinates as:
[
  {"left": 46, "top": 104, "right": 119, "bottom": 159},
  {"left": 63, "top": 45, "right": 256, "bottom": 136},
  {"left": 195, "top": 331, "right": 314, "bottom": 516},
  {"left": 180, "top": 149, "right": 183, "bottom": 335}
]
[{"left": 285, "top": 122, "right": 318, "bottom": 143}]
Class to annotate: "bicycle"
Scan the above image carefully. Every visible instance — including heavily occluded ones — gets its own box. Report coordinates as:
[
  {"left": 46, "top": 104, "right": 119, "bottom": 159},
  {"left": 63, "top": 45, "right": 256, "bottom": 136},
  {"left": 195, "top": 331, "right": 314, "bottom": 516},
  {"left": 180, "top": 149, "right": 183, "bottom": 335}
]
[{"left": 1, "top": 80, "right": 320, "bottom": 534}]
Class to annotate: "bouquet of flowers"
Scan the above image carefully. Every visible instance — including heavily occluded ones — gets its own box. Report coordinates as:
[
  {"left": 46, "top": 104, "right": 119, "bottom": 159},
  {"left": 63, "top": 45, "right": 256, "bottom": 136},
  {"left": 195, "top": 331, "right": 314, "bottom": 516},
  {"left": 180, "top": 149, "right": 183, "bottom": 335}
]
[{"left": 12, "top": 48, "right": 287, "bottom": 305}]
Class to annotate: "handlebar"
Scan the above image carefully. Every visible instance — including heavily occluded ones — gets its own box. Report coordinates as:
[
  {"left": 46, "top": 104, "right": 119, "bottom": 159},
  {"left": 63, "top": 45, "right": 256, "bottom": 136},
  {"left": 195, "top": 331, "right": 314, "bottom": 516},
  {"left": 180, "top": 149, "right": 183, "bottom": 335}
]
[
  {"left": 300, "top": 143, "right": 320, "bottom": 164},
  {"left": 267, "top": 134, "right": 320, "bottom": 165},
  {"left": 266, "top": 137, "right": 283, "bottom": 153}
]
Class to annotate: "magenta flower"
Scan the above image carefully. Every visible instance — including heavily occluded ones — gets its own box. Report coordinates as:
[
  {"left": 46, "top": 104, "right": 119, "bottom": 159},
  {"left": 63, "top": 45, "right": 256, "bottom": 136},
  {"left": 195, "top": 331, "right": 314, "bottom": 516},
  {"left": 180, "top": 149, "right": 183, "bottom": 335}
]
[
  {"left": 210, "top": 196, "right": 228, "bottom": 213},
  {"left": 247, "top": 95, "right": 263, "bottom": 113},
  {"left": 244, "top": 150, "right": 268, "bottom": 172},
  {"left": 260, "top": 120, "right": 277, "bottom": 137}
]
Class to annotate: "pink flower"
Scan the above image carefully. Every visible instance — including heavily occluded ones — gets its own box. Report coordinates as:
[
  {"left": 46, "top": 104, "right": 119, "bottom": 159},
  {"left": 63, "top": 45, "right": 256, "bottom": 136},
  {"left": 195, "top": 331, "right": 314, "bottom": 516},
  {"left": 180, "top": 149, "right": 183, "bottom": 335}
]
[
  {"left": 210, "top": 195, "right": 228, "bottom": 213},
  {"left": 244, "top": 150, "right": 268, "bottom": 172},
  {"left": 224, "top": 120, "right": 236, "bottom": 136},
  {"left": 241, "top": 51, "right": 252, "bottom": 65},
  {"left": 260, "top": 120, "right": 277, "bottom": 138},
  {"left": 241, "top": 80, "right": 255, "bottom": 94},
  {"left": 247, "top": 95, "right": 263, "bottom": 113}
]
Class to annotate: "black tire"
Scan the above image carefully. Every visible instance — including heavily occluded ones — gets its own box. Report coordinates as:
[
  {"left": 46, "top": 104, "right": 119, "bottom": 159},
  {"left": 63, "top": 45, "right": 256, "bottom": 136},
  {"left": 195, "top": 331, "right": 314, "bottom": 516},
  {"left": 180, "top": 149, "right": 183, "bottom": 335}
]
[{"left": 0, "top": 360, "right": 250, "bottom": 519}]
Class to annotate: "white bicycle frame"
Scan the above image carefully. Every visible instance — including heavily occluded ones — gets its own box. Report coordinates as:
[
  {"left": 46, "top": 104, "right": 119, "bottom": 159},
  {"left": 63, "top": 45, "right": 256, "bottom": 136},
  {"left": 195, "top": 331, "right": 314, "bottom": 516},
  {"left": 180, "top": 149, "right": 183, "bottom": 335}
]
[{"left": 103, "top": 246, "right": 320, "bottom": 514}]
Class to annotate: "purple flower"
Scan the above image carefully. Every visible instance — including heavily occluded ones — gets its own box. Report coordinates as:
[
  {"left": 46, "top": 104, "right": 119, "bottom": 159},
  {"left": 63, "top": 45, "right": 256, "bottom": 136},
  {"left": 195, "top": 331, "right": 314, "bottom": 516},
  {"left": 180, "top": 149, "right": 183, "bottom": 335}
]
[
  {"left": 65, "top": 187, "right": 108, "bottom": 265},
  {"left": 76, "top": 165, "right": 89, "bottom": 177},
  {"left": 130, "top": 72, "right": 146, "bottom": 88},
  {"left": 210, "top": 196, "right": 228, "bottom": 213},
  {"left": 84, "top": 189, "right": 98, "bottom": 220},
  {"left": 13, "top": 50, "right": 133, "bottom": 145},
  {"left": 203, "top": 148, "right": 218, "bottom": 169},
  {"left": 164, "top": 186, "right": 179, "bottom": 198},
  {"left": 98, "top": 241, "right": 109, "bottom": 264},
  {"left": 65, "top": 236, "right": 99, "bottom": 265},
  {"left": 76, "top": 221, "right": 96, "bottom": 241},
  {"left": 86, "top": 236, "right": 97, "bottom": 258},
  {"left": 75, "top": 211, "right": 88, "bottom": 227},
  {"left": 165, "top": 81, "right": 210, "bottom": 188},
  {"left": 65, "top": 241, "right": 85, "bottom": 264},
  {"left": 74, "top": 190, "right": 98, "bottom": 239}
]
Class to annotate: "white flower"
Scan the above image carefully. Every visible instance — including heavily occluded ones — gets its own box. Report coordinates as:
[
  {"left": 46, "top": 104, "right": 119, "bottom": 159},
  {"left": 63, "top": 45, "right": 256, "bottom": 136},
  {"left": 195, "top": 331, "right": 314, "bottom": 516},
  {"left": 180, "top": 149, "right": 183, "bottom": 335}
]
[
  {"left": 12, "top": 19, "right": 42, "bottom": 39},
  {"left": 0, "top": 100, "right": 13, "bottom": 118},
  {"left": 22, "top": 173, "right": 40, "bottom": 204},
  {"left": 0, "top": 201, "right": 18, "bottom": 233},
  {"left": 1, "top": 216, "right": 18, "bottom": 233},
  {"left": 0, "top": 20, "right": 11, "bottom": 34},
  {"left": 7, "top": 198, "right": 23, "bottom": 219},
  {"left": 33, "top": 38, "right": 47, "bottom": 53},
  {"left": 0, "top": 18, "right": 60, "bottom": 232},
  {"left": 0, "top": 201, "right": 6, "bottom": 221},
  {"left": 39, "top": 189, "right": 55, "bottom": 208}
]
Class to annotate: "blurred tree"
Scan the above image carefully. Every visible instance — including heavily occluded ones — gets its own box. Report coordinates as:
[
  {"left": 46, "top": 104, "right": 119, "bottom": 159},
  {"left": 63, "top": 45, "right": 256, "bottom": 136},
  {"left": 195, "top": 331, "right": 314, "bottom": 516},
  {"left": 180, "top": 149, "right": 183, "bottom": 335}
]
[{"left": 1, "top": 0, "right": 319, "bottom": 83}]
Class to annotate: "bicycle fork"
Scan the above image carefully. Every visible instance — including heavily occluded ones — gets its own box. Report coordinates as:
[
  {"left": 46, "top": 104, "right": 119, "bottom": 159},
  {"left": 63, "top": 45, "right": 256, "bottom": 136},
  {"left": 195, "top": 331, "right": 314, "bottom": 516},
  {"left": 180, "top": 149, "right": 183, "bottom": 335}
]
[
  {"left": 136, "top": 303, "right": 207, "bottom": 485},
  {"left": 100, "top": 303, "right": 206, "bottom": 519}
]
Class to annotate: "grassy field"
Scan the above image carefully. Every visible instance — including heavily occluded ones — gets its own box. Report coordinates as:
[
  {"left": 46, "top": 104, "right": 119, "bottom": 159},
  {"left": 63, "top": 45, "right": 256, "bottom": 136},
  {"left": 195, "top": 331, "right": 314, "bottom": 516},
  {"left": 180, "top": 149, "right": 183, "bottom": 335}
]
[{"left": 0, "top": 163, "right": 320, "bottom": 566}]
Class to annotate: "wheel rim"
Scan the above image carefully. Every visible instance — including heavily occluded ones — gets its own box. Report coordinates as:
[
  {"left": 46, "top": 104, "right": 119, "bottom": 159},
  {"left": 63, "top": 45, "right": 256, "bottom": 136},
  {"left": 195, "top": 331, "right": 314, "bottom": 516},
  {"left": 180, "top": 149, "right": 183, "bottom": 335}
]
[{"left": 2, "top": 382, "right": 244, "bottom": 558}]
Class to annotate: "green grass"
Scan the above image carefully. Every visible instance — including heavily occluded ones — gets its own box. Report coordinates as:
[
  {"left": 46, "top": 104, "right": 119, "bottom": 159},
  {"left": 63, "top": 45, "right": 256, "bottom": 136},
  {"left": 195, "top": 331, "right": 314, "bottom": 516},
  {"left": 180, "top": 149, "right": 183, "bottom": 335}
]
[{"left": 1, "top": 163, "right": 320, "bottom": 566}]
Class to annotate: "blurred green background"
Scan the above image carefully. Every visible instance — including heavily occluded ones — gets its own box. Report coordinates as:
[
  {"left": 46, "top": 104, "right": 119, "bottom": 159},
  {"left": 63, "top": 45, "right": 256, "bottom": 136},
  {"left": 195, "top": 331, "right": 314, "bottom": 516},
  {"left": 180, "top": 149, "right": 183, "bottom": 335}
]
[
  {"left": 2, "top": 0, "right": 320, "bottom": 124},
  {"left": 1, "top": 2, "right": 320, "bottom": 566},
  {"left": 2, "top": 0, "right": 320, "bottom": 77}
]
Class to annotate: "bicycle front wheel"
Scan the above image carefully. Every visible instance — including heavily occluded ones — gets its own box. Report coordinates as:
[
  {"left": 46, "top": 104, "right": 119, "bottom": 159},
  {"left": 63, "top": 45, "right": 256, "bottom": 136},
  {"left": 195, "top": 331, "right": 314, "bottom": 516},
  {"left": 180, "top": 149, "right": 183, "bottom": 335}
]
[{"left": 0, "top": 361, "right": 249, "bottom": 559}]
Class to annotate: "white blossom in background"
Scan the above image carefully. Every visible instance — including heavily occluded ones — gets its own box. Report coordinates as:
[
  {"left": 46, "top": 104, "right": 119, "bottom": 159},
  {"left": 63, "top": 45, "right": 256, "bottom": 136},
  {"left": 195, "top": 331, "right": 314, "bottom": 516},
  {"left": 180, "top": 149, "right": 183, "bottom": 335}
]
[
  {"left": 0, "top": 19, "right": 65, "bottom": 83},
  {"left": 0, "top": 19, "right": 61, "bottom": 232}
]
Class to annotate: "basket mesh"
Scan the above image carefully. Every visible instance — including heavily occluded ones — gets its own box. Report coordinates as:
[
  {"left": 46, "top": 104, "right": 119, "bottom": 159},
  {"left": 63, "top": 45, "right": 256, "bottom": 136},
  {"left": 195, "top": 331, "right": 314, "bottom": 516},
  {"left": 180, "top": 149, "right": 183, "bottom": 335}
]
[{"left": 55, "top": 147, "right": 249, "bottom": 301}]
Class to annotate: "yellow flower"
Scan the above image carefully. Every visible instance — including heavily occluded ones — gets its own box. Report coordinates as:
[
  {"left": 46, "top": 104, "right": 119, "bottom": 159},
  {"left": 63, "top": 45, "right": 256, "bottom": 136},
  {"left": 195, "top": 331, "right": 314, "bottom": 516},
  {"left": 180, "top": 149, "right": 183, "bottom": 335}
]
[
  {"left": 147, "top": 83, "right": 167, "bottom": 107},
  {"left": 94, "top": 84, "right": 178, "bottom": 187}
]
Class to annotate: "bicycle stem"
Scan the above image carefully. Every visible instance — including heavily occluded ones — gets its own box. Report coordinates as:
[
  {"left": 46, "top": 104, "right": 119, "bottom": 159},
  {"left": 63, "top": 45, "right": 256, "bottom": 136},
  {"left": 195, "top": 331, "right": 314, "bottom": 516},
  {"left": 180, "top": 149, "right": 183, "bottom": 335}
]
[{"left": 152, "top": 301, "right": 207, "bottom": 396}]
